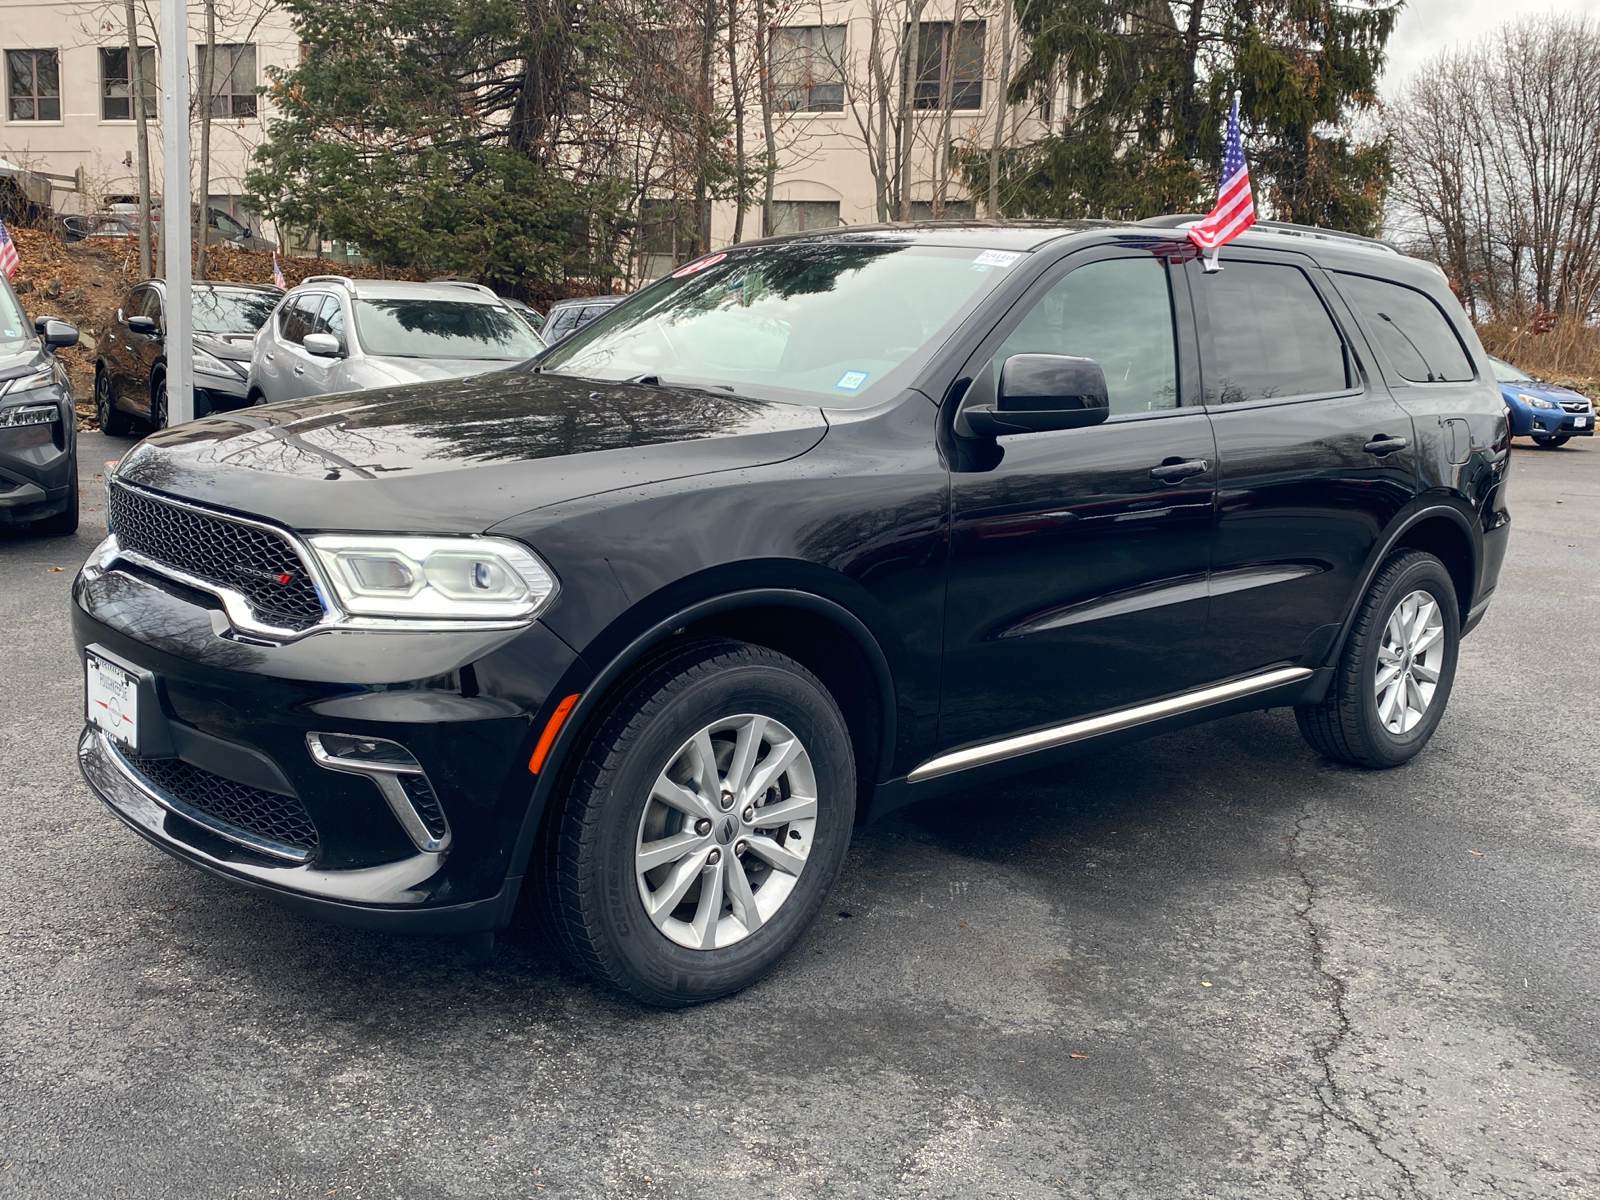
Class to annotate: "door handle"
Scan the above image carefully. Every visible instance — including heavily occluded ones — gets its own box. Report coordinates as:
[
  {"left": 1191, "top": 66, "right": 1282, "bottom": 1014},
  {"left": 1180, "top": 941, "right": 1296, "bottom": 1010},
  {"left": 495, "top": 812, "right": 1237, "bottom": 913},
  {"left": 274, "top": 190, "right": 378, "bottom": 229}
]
[
  {"left": 1363, "top": 435, "right": 1408, "bottom": 457},
  {"left": 293, "top": 365, "right": 305, "bottom": 376},
  {"left": 1149, "top": 458, "right": 1210, "bottom": 483},
  {"left": 264, "top": 352, "right": 274, "bottom": 361}
]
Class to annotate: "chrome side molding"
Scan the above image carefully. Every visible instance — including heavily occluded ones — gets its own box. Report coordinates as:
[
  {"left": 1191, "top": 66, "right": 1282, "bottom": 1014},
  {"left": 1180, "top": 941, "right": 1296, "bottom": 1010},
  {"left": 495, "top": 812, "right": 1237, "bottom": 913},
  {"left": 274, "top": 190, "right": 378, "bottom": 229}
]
[{"left": 908, "top": 665, "right": 1314, "bottom": 783}]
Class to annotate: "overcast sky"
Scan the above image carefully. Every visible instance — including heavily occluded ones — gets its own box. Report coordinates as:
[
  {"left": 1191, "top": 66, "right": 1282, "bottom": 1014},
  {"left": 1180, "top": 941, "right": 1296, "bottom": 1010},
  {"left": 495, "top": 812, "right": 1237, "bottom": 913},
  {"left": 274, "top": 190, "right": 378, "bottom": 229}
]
[{"left": 1381, "top": 0, "right": 1600, "bottom": 95}]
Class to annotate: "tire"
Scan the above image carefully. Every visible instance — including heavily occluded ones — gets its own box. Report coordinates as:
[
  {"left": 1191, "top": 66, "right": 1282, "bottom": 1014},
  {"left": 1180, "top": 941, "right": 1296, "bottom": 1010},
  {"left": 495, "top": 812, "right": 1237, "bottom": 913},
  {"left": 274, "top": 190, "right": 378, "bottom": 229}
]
[
  {"left": 148, "top": 374, "right": 167, "bottom": 430},
  {"left": 543, "top": 637, "right": 855, "bottom": 1007},
  {"left": 95, "top": 368, "right": 133, "bottom": 436},
  {"left": 31, "top": 462, "right": 79, "bottom": 537},
  {"left": 1532, "top": 434, "right": 1570, "bottom": 449},
  {"left": 1296, "top": 550, "right": 1460, "bottom": 769}
]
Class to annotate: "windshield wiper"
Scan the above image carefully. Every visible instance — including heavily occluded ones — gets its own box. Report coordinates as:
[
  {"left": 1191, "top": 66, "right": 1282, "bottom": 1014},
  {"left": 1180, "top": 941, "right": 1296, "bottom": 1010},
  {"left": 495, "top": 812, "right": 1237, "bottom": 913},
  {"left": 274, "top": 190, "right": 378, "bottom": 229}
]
[{"left": 626, "top": 373, "right": 741, "bottom": 397}]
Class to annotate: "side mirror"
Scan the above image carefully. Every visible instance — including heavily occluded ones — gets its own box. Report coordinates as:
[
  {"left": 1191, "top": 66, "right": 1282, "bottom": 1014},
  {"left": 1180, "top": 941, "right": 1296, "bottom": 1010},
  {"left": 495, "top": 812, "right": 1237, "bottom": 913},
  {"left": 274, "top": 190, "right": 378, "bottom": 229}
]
[
  {"left": 302, "top": 332, "right": 344, "bottom": 358},
  {"left": 961, "top": 354, "right": 1112, "bottom": 437},
  {"left": 43, "top": 320, "right": 79, "bottom": 349},
  {"left": 127, "top": 315, "right": 158, "bottom": 336}
]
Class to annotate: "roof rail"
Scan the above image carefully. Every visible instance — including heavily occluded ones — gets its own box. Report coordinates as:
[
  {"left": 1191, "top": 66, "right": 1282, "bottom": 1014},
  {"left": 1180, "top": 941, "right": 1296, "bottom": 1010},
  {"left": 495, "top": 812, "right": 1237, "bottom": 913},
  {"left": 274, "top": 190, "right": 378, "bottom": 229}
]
[
  {"left": 299, "top": 274, "right": 357, "bottom": 290},
  {"left": 435, "top": 280, "right": 503, "bottom": 300},
  {"left": 1135, "top": 213, "right": 1400, "bottom": 256}
]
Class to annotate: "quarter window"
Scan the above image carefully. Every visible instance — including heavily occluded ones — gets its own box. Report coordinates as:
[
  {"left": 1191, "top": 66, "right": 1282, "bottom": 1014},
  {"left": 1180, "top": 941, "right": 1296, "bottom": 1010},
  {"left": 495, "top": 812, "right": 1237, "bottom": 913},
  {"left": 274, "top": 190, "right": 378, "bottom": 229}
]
[
  {"left": 7, "top": 49, "right": 61, "bottom": 121},
  {"left": 985, "top": 256, "right": 1179, "bottom": 416},
  {"left": 1336, "top": 273, "right": 1474, "bottom": 383},
  {"left": 1197, "top": 262, "right": 1349, "bottom": 403}
]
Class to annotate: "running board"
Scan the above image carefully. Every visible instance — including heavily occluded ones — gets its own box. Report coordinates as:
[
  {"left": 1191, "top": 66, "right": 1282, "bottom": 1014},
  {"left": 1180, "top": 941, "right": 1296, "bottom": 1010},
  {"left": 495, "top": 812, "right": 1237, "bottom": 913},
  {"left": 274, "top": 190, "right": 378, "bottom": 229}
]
[{"left": 907, "top": 666, "right": 1314, "bottom": 783}]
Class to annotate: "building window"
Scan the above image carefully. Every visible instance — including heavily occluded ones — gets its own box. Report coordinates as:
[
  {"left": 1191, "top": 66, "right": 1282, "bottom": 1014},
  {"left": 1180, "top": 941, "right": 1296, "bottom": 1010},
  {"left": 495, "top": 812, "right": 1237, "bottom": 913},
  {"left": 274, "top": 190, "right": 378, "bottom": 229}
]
[
  {"left": 197, "top": 43, "right": 257, "bottom": 118},
  {"left": 909, "top": 200, "right": 975, "bottom": 221},
  {"left": 913, "top": 21, "right": 984, "bottom": 111},
  {"left": 769, "top": 200, "right": 840, "bottom": 235},
  {"left": 6, "top": 49, "right": 61, "bottom": 121},
  {"left": 100, "top": 46, "right": 157, "bottom": 121},
  {"left": 771, "top": 26, "right": 845, "bottom": 112}
]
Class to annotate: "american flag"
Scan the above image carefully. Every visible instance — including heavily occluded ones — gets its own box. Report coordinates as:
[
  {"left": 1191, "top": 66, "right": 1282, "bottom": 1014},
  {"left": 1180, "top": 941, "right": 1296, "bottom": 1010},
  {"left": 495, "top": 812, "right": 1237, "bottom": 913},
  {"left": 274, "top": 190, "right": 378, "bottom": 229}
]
[
  {"left": 271, "top": 253, "right": 286, "bottom": 288},
  {"left": 1188, "top": 92, "right": 1255, "bottom": 262},
  {"left": 0, "top": 218, "right": 19, "bottom": 280}
]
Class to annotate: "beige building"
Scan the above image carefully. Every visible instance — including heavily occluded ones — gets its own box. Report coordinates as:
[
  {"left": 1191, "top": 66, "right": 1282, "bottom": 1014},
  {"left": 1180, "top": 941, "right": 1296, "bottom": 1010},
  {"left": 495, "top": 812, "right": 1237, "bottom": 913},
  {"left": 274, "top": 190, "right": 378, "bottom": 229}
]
[{"left": 2, "top": 0, "right": 1054, "bottom": 268}]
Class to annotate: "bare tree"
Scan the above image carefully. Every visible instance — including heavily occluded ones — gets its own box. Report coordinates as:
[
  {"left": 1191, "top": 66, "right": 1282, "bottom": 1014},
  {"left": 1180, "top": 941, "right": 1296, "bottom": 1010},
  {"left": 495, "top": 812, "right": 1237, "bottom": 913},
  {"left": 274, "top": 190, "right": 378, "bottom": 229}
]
[
  {"left": 121, "top": 0, "right": 154, "bottom": 276},
  {"left": 1391, "top": 14, "right": 1600, "bottom": 321},
  {"left": 194, "top": 0, "right": 216, "bottom": 279}
]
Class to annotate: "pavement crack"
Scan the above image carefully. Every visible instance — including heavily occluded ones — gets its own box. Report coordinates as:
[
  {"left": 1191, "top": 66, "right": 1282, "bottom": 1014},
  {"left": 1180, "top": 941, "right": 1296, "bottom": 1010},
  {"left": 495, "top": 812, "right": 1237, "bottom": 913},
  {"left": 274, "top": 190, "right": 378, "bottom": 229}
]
[{"left": 1289, "top": 806, "right": 1419, "bottom": 1198}]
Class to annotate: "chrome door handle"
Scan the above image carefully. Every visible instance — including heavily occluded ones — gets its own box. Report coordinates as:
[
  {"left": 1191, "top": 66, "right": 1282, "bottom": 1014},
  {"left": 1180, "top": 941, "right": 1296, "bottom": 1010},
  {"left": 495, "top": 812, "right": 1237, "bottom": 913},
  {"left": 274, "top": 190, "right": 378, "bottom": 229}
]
[
  {"left": 1363, "top": 435, "right": 1408, "bottom": 456},
  {"left": 1150, "top": 458, "right": 1210, "bottom": 483}
]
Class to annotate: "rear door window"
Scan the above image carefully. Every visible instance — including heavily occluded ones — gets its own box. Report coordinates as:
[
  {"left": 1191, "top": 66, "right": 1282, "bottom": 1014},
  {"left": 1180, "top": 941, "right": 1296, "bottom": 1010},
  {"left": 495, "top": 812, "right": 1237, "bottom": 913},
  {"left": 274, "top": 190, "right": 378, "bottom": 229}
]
[
  {"left": 1335, "top": 273, "right": 1474, "bottom": 383},
  {"left": 1196, "top": 262, "right": 1349, "bottom": 403}
]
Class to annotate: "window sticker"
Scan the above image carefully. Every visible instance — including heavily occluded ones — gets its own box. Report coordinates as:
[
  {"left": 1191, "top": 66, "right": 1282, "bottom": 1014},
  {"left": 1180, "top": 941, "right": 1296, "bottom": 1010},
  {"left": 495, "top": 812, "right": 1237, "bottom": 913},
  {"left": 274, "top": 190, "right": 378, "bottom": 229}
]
[
  {"left": 835, "top": 370, "right": 869, "bottom": 391},
  {"left": 973, "top": 249, "right": 1022, "bottom": 268},
  {"left": 672, "top": 251, "right": 727, "bottom": 278}
]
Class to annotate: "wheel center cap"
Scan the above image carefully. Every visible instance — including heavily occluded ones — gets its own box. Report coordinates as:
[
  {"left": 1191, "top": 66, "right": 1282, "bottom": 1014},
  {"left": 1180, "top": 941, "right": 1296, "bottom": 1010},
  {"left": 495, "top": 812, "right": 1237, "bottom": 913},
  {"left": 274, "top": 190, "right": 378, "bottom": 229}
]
[{"left": 714, "top": 816, "right": 737, "bottom": 846}]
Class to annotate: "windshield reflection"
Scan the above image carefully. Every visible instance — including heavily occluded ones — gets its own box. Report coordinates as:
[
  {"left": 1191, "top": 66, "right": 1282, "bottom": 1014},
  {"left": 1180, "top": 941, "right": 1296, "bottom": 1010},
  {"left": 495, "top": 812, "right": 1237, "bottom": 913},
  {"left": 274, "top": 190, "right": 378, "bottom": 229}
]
[
  {"left": 354, "top": 300, "right": 545, "bottom": 360},
  {"left": 539, "top": 241, "right": 1016, "bottom": 406}
]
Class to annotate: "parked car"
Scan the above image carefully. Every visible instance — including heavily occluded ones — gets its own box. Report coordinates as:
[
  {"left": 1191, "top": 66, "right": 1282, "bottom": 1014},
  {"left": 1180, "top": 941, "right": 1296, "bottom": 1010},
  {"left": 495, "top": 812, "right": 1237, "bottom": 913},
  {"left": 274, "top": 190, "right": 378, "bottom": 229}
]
[
  {"left": 504, "top": 297, "right": 546, "bottom": 341},
  {"left": 76, "top": 219, "right": 1509, "bottom": 1005},
  {"left": 247, "top": 277, "right": 545, "bottom": 405},
  {"left": 83, "top": 202, "right": 276, "bottom": 252},
  {"left": 94, "top": 281, "right": 283, "bottom": 434},
  {"left": 541, "top": 293, "right": 628, "bottom": 345},
  {"left": 0, "top": 271, "right": 78, "bottom": 535},
  {"left": 1489, "top": 355, "right": 1594, "bottom": 448}
]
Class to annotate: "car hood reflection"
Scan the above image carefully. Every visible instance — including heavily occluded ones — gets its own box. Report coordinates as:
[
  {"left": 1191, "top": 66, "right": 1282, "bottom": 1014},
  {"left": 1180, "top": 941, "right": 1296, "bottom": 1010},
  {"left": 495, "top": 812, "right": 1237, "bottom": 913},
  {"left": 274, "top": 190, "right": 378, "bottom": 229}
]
[{"left": 118, "top": 369, "right": 829, "bottom": 533}]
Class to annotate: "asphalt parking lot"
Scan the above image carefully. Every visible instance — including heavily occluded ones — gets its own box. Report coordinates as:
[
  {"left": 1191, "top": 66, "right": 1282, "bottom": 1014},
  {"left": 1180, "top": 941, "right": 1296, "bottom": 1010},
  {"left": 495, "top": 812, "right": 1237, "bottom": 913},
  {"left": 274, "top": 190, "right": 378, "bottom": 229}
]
[{"left": 2, "top": 430, "right": 1597, "bottom": 1199}]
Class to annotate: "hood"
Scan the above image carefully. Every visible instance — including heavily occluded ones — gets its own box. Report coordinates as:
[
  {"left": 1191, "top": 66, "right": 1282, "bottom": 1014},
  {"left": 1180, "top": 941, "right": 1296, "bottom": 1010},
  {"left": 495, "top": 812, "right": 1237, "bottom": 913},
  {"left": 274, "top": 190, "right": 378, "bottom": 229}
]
[
  {"left": 365, "top": 356, "right": 506, "bottom": 385},
  {"left": 1502, "top": 379, "right": 1591, "bottom": 406},
  {"left": 196, "top": 332, "right": 256, "bottom": 361},
  {"left": 116, "top": 368, "right": 828, "bottom": 533},
  {"left": 0, "top": 342, "right": 48, "bottom": 383}
]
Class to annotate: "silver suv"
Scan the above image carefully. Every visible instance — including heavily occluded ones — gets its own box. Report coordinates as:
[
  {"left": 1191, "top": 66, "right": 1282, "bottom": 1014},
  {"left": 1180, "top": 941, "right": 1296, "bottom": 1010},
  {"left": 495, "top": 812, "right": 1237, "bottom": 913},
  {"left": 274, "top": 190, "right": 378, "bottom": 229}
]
[{"left": 246, "top": 277, "right": 546, "bottom": 405}]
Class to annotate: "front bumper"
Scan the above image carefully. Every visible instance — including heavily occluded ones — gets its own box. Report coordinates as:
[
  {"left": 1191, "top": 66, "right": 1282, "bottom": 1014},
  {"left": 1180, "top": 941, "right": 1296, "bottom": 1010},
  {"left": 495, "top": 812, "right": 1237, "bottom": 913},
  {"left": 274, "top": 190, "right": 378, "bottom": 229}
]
[
  {"left": 73, "top": 542, "right": 581, "bottom": 931},
  {"left": 194, "top": 371, "right": 250, "bottom": 416}
]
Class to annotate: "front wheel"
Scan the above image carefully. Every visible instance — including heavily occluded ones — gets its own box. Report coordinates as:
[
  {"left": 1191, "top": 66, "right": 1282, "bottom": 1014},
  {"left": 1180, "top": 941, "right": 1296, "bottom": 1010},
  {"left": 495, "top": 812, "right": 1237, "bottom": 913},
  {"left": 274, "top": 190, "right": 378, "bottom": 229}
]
[
  {"left": 1296, "top": 550, "right": 1460, "bottom": 768},
  {"left": 543, "top": 638, "right": 855, "bottom": 1007},
  {"left": 1532, "top": 434, "right": 1570, "bottom": 449}
]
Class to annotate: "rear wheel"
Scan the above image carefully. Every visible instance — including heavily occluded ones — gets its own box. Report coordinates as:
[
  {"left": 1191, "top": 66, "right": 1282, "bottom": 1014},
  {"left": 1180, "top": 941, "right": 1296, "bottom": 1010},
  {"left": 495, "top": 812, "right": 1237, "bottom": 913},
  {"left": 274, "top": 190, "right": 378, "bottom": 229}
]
[
  {"left": 1532, "top": 434, "right": 1570, "bottom": 448},
  {"left": 95, "top": 368, "right": 132, "bottom": 436},
  {"left": 1296, "top": 550, "right": 1460, "bottom": 769},
  {"left": 543, "top": 638, "right": 855, "bottom": 1007}
]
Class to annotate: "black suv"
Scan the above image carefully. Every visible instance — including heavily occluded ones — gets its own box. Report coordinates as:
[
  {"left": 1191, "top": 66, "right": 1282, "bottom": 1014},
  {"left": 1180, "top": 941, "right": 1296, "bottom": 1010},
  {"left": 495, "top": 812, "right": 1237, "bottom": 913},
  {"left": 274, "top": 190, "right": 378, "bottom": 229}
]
[{"left": 73, "top": 220, "right": 1509, "bottom": 1005}]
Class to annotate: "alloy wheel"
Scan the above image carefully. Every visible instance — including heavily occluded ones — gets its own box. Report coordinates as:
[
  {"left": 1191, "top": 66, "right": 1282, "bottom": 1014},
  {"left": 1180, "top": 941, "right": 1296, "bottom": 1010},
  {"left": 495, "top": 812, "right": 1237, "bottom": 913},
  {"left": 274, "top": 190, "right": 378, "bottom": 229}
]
[
  {"left": 1375, "top": 588, "right": 1445, "bottom": 735},
  {"left": 634, "top": 713, "right": 817, "bottom": 950}
]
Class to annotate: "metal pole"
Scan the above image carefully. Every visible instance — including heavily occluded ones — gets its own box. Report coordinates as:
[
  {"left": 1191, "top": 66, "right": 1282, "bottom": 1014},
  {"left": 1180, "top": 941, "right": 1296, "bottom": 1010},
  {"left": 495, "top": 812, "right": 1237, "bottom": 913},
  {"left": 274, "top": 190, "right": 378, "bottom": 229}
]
[{"left": 158, "top": 0, "right": 194, "bottom": 425}]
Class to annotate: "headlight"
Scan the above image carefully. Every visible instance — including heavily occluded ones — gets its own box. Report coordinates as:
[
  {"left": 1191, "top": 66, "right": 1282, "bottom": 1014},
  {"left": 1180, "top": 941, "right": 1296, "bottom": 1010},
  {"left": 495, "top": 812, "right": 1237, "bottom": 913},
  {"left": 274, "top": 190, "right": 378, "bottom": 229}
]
[
  {"left": 305, "top": 534, "right": 558, "bottom": 621},
  {"left": 193, "top": 348, "right": 242, "bottom": 378},
  {"left": 0, "top": 368, "right": 57, "bottom": 400},
  {"left": 1518, "top": 392, "right": 1558, "bottom": 409},
  {"left": 0, "top": 402, "right": 58, "bottom": 427}
]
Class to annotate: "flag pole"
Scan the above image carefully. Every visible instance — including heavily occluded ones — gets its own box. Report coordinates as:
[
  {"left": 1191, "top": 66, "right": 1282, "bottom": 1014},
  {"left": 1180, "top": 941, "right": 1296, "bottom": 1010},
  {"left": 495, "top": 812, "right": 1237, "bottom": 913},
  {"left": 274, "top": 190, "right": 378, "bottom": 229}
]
[{"left": 158, "top": 0, "right": 194, "bottom": 426}]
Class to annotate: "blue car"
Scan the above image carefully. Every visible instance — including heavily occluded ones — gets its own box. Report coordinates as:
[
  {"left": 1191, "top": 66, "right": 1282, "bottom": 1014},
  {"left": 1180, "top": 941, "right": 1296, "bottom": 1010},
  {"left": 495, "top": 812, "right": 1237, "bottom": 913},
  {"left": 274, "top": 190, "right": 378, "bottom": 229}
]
[{"left": 1490, "top": 355, "right": 1595, "bottom": 448}]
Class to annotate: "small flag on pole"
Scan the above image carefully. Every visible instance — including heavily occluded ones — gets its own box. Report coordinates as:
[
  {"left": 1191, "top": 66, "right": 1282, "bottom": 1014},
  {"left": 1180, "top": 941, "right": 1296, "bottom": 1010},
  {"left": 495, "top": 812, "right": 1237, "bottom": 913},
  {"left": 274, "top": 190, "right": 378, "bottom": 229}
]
[
  {"left": 1188, "top": 92, "right": 1256, "bottom": 271},
  {"left": 272, "top": 253, "right": 286, "bottom": 289},
  {"left": 0, "top": 218, "right": 19, "bottom": 279}
]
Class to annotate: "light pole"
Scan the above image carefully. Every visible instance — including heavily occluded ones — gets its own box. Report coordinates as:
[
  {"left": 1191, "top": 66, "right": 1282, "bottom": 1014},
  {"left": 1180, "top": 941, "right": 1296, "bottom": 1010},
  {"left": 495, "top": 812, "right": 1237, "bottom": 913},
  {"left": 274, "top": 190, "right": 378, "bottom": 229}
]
[{"left": 158, "top": 0, "right": 194, "bottom": 425}]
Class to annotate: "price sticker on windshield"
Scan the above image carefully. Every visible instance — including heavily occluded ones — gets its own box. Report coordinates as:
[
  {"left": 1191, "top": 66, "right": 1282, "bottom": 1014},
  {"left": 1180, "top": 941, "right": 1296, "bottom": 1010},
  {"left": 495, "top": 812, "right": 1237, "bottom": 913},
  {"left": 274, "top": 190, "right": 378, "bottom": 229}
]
[
  {"left": 972, "top": 250, "right": 1022, "bottom": 269},
  {"left": 672, "top": 252, "right": 727, "bottom": 278},
  {"left": 835, "top": 370, "right": 870, "bottom": 391}
]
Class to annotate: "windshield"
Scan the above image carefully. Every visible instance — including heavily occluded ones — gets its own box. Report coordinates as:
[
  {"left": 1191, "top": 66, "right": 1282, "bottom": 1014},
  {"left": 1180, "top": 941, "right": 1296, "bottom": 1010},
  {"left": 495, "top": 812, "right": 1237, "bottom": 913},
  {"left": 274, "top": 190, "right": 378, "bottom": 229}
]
[
  {"left": 0, "top": 276, "right": 29, "bottom": 352},
  {"left": 536, "top": 242, "right": 1022, "bottom": 406},
  {"left": 353, "top": 299, "right": 545, "bottom": 360},
  {"left": 1489, "top": 356, "right": 1532, "bottom": 383},
  {"left": 193, "top": 289, "right": 278, "bottom": 335}
]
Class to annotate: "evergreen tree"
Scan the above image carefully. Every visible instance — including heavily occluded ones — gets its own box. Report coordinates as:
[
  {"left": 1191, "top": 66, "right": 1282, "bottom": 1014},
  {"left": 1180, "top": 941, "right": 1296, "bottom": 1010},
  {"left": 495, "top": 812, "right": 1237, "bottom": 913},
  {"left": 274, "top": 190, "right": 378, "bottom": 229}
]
[{"left": 973, "top": 0, "right": 1399, "bottom": 234}]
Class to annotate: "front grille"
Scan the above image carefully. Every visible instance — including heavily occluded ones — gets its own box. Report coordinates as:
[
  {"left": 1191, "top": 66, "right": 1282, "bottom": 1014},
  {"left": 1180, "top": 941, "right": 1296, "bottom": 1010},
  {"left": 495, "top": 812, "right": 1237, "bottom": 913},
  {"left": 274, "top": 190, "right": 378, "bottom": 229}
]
[
  {"left": 1560, "top": 400, "right": 1589, "bottom": 413},
  {"left": 109, "top": 484, "right": 325, "bottom": 631},
  {"left": 128, "top": 752, "right": 319, "bottom": 855}
]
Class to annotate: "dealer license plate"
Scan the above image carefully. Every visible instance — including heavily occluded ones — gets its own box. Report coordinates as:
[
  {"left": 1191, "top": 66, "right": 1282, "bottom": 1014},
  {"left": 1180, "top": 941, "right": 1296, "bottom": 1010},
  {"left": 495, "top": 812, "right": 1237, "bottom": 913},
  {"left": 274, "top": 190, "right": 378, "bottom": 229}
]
[
  {"left": 86, "top": 652, "right": 139, "bottom": 751},
  {"left": 1575, "top": 417, "right": 1589, "bottom": 428}
]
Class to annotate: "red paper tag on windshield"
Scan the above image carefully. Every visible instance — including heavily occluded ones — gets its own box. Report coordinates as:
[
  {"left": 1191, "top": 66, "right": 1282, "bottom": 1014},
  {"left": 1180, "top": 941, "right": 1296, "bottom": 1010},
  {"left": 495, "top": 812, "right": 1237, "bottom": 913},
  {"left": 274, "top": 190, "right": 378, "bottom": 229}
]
[{"left": 671, "top": 252, "right": 726, "bottom": 278}]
